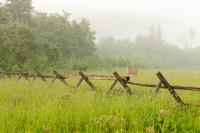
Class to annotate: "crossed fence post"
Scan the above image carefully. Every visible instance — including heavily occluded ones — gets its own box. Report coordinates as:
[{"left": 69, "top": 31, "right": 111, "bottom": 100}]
[
  {"left": 49, "top": 70, "right": 70, "bottom": 87},
  {"left": 0, "top": 69, "right": 12, "bottom": 79},
  {"left": 16, "top": 71, "right": 29, "bottom": 82},
  {"left": 32, "top": 69, "right": 47, "bottom": 82},
  {"left": 154, "top": 72, "right": 200, "bottom": 107},
  {"left": 107, "top": 71, "right": 132, "bottom": 95}
]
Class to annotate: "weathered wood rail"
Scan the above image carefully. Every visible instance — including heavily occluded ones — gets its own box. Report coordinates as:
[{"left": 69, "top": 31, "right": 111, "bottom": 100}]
[
  {"left": 1, "top": 70, "right": 199, "bottom": 107},
  {"left": 0, "top": 71, "right": 130, "bottom": 81},
  {"left": 0, "top": 70, "right": 131, "bottom": 93},
  {"left": 126, "top": 81, "right": 200, "bottom": 91}
]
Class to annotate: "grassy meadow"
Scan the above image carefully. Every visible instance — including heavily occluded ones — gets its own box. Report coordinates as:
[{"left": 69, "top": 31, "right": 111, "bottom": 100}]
[{"left": 0, "top": 69, "right": 200, "bottom": 132}]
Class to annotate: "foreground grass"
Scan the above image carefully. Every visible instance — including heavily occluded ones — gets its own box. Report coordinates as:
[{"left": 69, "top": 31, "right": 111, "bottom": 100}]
[{"left": 0, "top": 69, "right": 200, "bottom": 132}]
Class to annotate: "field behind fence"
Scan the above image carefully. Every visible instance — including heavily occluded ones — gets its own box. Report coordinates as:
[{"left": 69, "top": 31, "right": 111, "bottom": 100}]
[
  {"left": 0, "top": 69, "right": 200, "bottom": 132},
  {"left": 1, "top": 69, "right": 200, "bottom": 107}
]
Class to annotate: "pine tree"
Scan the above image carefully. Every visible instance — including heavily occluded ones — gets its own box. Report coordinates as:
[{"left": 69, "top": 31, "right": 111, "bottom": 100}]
[{"left": 5, "top": 0, "right": 33, "bottom": 24}]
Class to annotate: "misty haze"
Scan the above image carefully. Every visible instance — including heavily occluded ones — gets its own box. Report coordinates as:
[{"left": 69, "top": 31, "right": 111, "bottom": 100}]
[
  {"left": 1, "top": 0, "right": 200, "bottom": 70},
  {"left": 0, "top": 0, "right": 200, "bottom": 132}
]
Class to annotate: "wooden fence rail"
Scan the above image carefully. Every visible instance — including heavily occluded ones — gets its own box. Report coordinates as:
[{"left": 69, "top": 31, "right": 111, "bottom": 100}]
[
  {"left": 0, "top": 71, "right": 130, "bottom": 81},
  {"left": 0, "top": 70, "right": 199, "bottom": 107},
  {"left": 126, "top": 81, "right": 200, "bottom": 91},
  {"left": 0, "top": 70, "right": 131, "bottom": 94}
]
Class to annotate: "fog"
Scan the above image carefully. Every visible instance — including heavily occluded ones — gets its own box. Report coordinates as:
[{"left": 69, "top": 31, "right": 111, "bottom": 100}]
[
  {"left": 1, "top": 0, "right": 200, "bottom": 70},
  {"left": 30, "top": 0, "right": 200, "bottom": 48},
  {"left": 1, "top": 0, "right": 199, "bottom": 48}
]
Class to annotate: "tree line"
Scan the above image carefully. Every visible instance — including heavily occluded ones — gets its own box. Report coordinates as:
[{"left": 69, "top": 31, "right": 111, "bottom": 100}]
[
  {"left": 0, "top": 0, "right": 96, "bottom": 72},
  {"left": 97, "top": 24, "right": 200, "bottom": 69},
  {"left": 1, "top": 0, "right": 200, "bottom": 72}
]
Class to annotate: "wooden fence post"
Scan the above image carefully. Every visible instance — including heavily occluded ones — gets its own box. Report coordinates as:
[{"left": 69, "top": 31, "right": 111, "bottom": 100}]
[
  {"left": 78, "top": 71, "right": 96, "bottom": 90},
  {"left": 156, "top": 72, "right": 184, "bottom": 105},
  {"left": 113, "top": 71, "right": 132, "bottom": 95},
  {"left": 107, "top": 79, "right": 118, "bottom": 94},
  {"left": 0, "top": 70, "right": 12, "bottom": 79},
  {"left": 151, "top": 81, "right": 162, "bottom": 100},
  {"left": 16, "top": 71, "right": 29, "bottom": 82},
  {"left": 50, "top": 70, "right": 69, "bottom": 87},
  {"left": 32, "top": 69, "right": 46, "bottom": 82},
  {"left": 76, "top": 78, "right": 84, "bottom": 88}
]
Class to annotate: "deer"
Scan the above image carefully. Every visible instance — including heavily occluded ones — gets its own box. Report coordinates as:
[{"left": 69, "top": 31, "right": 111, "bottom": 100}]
[{"left": 126, "top": 63, "right": 138, "bottom": 75}]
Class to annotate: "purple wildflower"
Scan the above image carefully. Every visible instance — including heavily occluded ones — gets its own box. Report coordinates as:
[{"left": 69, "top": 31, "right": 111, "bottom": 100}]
[
  {"left": 10, "top": 94, "right": 25, "bottom": 100},
  {"left": 43, "top": 126, "right": 50, "bottom": 131},
  {"left": 59, "top": 93, "right": 72, "bottom": 99},
  {"left": 159, "top": 109, "right": 169, "bottom": 114}
]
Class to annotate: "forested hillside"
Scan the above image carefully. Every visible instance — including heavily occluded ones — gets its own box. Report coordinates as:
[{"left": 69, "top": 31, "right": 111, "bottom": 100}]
[
  {"left": 0, "top": 0, "right": 96, "bottom": 72},
  {"left": 97, "top": 25, "right": 200, "bottom": 69},
  {"left": 1, "top": 0, "right": 200, "bottom": 72}
]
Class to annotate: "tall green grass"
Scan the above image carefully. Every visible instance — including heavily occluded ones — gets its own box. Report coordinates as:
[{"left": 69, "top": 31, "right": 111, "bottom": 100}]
[{"left": 0, "top": 69, "right": 199, "bottom": 132}]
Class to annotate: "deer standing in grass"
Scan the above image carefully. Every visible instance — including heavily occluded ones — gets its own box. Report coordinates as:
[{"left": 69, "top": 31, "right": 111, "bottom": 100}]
[{"left": 126, "top": 63, "right": 138, "bottom": 75}]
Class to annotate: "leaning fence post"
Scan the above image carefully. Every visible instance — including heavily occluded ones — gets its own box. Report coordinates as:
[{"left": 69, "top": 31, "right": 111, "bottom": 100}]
[
  {"left": 0, "top": 69, "right": 12, "bottom": 79},
  {"left": 107, "top": 79, "right": 118, "bottom": 94},
  {"left": 50, "top": 70, "right": 69, "bottom": 87},
  {"left": 32, "top": 69, "right": 46, "bottom": 82},
  {"left": 156, "top": 72, "right": 184, "bottom": 105},
  {"left": 113, "top": 71, "right": 132, "bottom": 95},
  {"left": 78, "top": 71, "right": 96, "bottom": 90},
  {"left": 16, "top": 71, "right": 29, "bottom": 82},
  {"left": 49, "top": 76, "right": 57, "bottom": 87},
  {"left": 76, "top": 78, "right": 84, "bottom": 88},
  {"left": 151, "top": 81, "right": 162, "bottom": 100}
]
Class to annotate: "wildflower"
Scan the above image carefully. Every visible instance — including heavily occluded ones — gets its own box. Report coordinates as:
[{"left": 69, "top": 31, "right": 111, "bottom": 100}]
[
  {"left": 95, "top": 117, "right": 99, "bottom": 119},
  {"left": 147, "top": 126, "right": 155, "bottom": 133},
  {"left": 10, "top": 94, "right": 25, "bottom": 100},
  {"left": 121, "top": 128, "right": 124, "bottom": 132},
  {"left": 59, "top": 93, "right": 72, "bottom": 99},
  {"left": 178, "top": 117, "right": 185, "bottom": 120},
  {"left": 43, "top": 126, "right": 50, "bottom": 131},
  {"left": 159, "top": 109, "right": 169, "bottom": 114},
  {"left": 159, "top": 109, "right": 165, "bottom": 114},
  {"left": 59, "top": 93, "right": 71, "bottom": 96},
  {"left": 110, "top": 125, "right": 113, "bottom": 127}
]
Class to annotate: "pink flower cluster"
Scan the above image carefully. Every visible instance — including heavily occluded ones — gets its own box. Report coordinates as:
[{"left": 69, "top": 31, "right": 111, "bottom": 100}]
[
  {"left": 178, "top": 117, "right": 185, "bottom": 120},
  {"left": 94, "top": 115, "right": 125, "bottom": 130},
  {"left": 146, "top": 126, "right": 155, "bottom": 133},
  {"left": 159, "top": 109, "right": 170, "bottom": 114},
  {"left": 10, "top": 94, "right": 25, "bottom": 100},
  {"left": 59, "top": 93, "right": 72, "bottom": 99},
  {"left": 43, "top": 126, "right": 50, "bottom": 131}
]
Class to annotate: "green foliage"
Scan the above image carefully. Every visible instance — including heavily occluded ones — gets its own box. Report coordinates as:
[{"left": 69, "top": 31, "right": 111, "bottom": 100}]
[
  {"left": 71, "top": 18, "right": 96, "bottom": 58},
  {"left": 0, "top": 22, "right": 59, "bottom": 72},
  {"left": 4, "top": 0, "right": 33, "bottom": 24},
  {"left": 0, "top": 3, "right": 10, "bottom": 24},
  {"left": 0, "top": 70, "right": 199, "bottom": 132},
  {"left": 0, "top": 2, "right": 96, "bottom": 72},
  {"left": 97, "top": 26, "right": 200, "bottom": 69},
  {"left": 31, "top": 12, "right": 96, "bottom": 59}
]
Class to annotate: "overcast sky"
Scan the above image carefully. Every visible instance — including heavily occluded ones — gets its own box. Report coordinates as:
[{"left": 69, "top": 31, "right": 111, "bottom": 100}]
[
  {"left": 1, "top": 0, "right": 199, "bottom": 23},
  {"left": 31, "top": 0, "right": 200, "bottom": 23}
]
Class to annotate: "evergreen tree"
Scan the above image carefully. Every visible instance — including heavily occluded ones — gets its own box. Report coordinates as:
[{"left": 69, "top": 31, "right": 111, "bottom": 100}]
[
  {"left": 0, "top": 2, "right": 10, "bottom": 24},
  {"left": 5, "top": 0, "right": 33, "bottom": 24}
]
